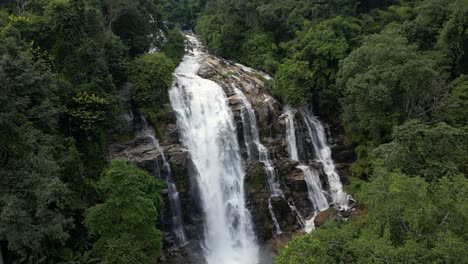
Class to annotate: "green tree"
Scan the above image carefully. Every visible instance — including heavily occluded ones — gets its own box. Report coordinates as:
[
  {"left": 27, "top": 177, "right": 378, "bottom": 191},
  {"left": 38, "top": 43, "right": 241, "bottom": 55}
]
[
  {"left": 275, "top": 16, "right": 361, "bottom": 112},
  {"left": 0, "top": 37, "right": 73, "bottom": 259},
  {"left": 435, "top": 0, "right": 468, "bottom": 76},
  {"left": 127, "top": 52, "right": 175, "bottom": 129},
  {"left": 84, "top": 159, "right": 164, "bottom": 264},
  {"left": 338, "top": 29, "right": 439, "bottom": 145},
  {"left": 372, "top": 120, "right": 468, "bottom": 181},
  {"left": 433, "top": 75, "right": 468, "bottom": 126}
]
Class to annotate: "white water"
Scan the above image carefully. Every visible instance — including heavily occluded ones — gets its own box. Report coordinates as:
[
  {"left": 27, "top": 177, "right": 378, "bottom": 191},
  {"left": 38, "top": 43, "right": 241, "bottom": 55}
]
[
  {"left": 234, "top": 87, "right": 282, "bottom": 234},
  {"left": 235, "top": 88, "right": 307, "bottom": 234},
  {"left": 283, "top": 108, "right": 330, "bottom": 232},
  {"left": 297, "top": 165, "right": 329, "bottom": 212},
  {"left": 284, "top": 107, "right": 299, "bottom": 161},
  {"left": 302, "top": 110, "right": 349, "bottom": 208},
  {"left": 169, "top": 34, "right": 259, "bottom": 264},
  {"left": 139, "top": 117, "right": 188, "bottom": 247}
]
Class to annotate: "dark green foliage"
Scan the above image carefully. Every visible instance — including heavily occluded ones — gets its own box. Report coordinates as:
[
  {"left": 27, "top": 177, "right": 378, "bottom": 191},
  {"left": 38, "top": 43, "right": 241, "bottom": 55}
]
[
  {"left": 433, "top": 75, "right": 468, "bottom": 126},
  {"left": 128, "top": 53, "right": 175, "bottom": 110},
  {"left": 277, "top": 171, "right": 468, "bottom": 263},
  {"left": 339, "top": 29, "right": 439, "bottom": 144},
  {"left": 275, "top": 16, "right": 361, "bottom": 111},
  {"left": 0, "top": 0, "right": 174, "bottom": 262},
  {"left": 372, "top": 120, "right": 468, "bottom": 181},
  {"left": 240, "top": 32, "right": 278, "bottom": 73},
  {"left": 127, "top": 53, "right": 175, "bottom": 130},
  {"left": 85, "top": 159, "right": 164, "bottom": 264},
  {"left": 0, "top": 37, "right": 73, "bottom": 257},
  {"left": 110, "top": 0, "right": 168, "bottom": 56},
  {"left": 161, "top": 29, "right": 186, "bottom": 64}
]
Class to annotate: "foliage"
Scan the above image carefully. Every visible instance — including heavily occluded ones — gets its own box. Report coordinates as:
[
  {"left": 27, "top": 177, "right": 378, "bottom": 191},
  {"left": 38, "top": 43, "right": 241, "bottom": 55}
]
[
  {"left": 339, "top": 29, "right": 439, "bottom": 145},
  {"left": 161, "top": 29, "right": 186, "bottom": 64},
  {"left": 66, "top": 92, "right": 110, "bottom": 131},
  {"left": 275, "top": 16, "right": 361, "bottom": 111},
  {"left": 84, "top": 159, "right": 164, "bottom": 264},
  {"left": 0, "top": 0, "right": 175, "bottom": 262},
  {"left": 277, "top": 171, "right": 468, "bottom": 263},
  {"left": 127, "top": 53, "right": 175, "bottom": 123},
  {"left": 433, "top": 74, "right": 468, "bottom": 126},
  {"left": 372, "top": 120, "right": 468, "bottom": 181},
  {"left": 0, "top": 37, "right": 74, "bottom": 257}
]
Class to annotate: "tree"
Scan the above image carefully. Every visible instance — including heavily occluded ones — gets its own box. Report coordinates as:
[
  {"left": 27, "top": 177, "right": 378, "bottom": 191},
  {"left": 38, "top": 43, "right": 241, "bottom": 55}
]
[
  {"left": 274, "top": 16, "right": 361, "bottom": 113},
  {"left": 276, "top": 170, "right": 468, "bottom": 263},
  {"left": 372, "top": 120, "right": 468, "bottom": 181},
  {"left": 436, "top": 0, "right": 468, "bottom": 76},
  {"left": 338, "top": 29, "right": 439, "bottom": 144},
  {"left": 433, "top": 74, "right": 468, "bottom": 126},
  {"left": 0, "top": 37, "right": 73, "bottom": 259},
  {"left": 127, "top": 52, "right": 175, "bottom": 127},
  {"left": 104, "top": 0, "right": 138, "bottom": 30},
  {"left": 84, "top": 159, "right": 164, "bottom": 264}
]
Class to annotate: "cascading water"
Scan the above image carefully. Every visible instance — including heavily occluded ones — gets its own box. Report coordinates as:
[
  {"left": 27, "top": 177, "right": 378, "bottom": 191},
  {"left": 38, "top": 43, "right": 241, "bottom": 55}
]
[
  {"left": 138, "top": 117, "right": 188, "bottom": 247},
  {"left": 302, "top": 109, "right": 349, "bottom": 208},
  {"left": 169, "top": 34, "right": 259, "bottom": 264},
  {"left": 283, "top": 108, "right": 330, "bottom": 232},
  {"left": 234, "top": 87, "right": 306, "bottom": 234}
]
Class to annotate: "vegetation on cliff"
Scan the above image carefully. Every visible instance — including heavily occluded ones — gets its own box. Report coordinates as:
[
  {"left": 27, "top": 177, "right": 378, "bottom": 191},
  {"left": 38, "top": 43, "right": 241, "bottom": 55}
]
[
  {"left": 0, "top": 0, "right": 182, "bottom": 263},
  {"left": 191, "top": 0, "right": 468, "bottom": 262},
  {"left": 1, "top": 0, "right": 467, "bottom": 263}
]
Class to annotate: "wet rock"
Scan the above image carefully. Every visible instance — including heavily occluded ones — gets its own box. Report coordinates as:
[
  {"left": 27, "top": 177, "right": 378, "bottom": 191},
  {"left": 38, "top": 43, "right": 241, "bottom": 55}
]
[
  {"left": 276, "top": 158, "right": 299, "bottom": 175},
  {"left": 164, "top": 124, "right": 180, "bottom": 145},
  {"left": 228, "top": 94, "right": 243, "bottom": 107},
  {"left": 284, "top": 169, "right": 307, "bottom": 193},
  {"left": 109, "top": 135, "right": 165, "bottom": 176},
  {"left": 245, "top": 160, "right": 273, "bottom": 241},
  {"left": 164, "top": 241, "right": 205, "bottom": 264},
  {"left": 309, "top": 161, "right": 324, "bottom": 170},
  {"left": 197, "top": 60, "right": 219, "bottom": 79},
  {"left": 271, "top": 197, "right": 300, "bottom": 232},
  {"left": 314, "top": 207, "right": 340, "bottom": 227},
  {"left": 332, "top": 149, "right": 355, "bottom": 163},
  {"left": 266, "top": 233, "right": 293, "bottom": 255},
  {"left": 246, "top": 160, "right": 268, "bottom": 194}
]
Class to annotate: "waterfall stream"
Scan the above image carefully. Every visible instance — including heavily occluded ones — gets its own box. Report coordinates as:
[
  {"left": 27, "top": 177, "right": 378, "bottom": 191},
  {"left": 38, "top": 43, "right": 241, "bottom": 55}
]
[
  {"left": 283, "top": 107, "right": 348, "bottom": 231},
  {"left": 302, "top": 110, "right": 349, "bottom": 208},
  {"left": 169, "top": 34, "right": 259, "bottom": 264},
  {"left": 235, "top": 88, "right": 305, "bottom": 234},
  {"left": 139, "top": 117, "right": 188, "bottom": 247}
]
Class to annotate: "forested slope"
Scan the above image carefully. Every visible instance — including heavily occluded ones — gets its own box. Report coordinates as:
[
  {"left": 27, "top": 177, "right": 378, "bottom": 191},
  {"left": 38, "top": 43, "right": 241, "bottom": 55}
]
[
  {"left": 0, "top": 0, "right": 467, "bottom": 263},
  {"left": 185, "top": 0, "right": 468, "bottom": 262},
  {"left": 0, "top": 0, "right": 183, "bottom": 263}
]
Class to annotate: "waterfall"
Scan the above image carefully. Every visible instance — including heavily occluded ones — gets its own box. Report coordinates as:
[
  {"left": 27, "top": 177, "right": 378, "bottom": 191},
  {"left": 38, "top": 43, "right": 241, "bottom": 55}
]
[
  {"left": 302, "top": 110, "right": 349, "bottom": 208},
  {"left": 139, "top": 117, "right": 188, "bottom": 247},
  {"left": 283, "top": 108, "right": 330, "bottom": 232},
  {"left": 284, "top": 108, "right": 299, "bottom": 161},
  {"left": 235, "top": 88, "right": 305, "bottom": 234},
  {"left": 169, "top": 34, "right": 259, "bottom": 264}
]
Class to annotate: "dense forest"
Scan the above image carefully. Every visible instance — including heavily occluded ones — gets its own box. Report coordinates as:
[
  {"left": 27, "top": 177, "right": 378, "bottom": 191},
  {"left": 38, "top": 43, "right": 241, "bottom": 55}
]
[
  {"left": 191, "top": 0, "right": 468, "bottom": 262},
  {"left": 0, "top": 0, "right": 467, "bottom": 263},
  {"left": 0, "top": 0, "right": 183, "bottom": 262}
]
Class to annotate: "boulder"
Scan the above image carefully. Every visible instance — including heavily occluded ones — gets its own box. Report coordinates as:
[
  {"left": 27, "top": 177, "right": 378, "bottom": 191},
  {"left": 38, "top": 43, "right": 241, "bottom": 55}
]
[
  {"left": 314, "top": 207, "right": 340, "bottom": 227},
  {"left": 197, "top": 60, "right": 219, "bottom": 79},
  {"left": 266, "top": 233, "right": 293, "bottom": 255},
  {"left": 164, "top": 123, "right": 180, "bottom": 145},
  {"left": 284, "top": 169, "right": 307, "bottom": 193},
  {"left": 276, "top": 158, "right": 299, "bottom": 175}
]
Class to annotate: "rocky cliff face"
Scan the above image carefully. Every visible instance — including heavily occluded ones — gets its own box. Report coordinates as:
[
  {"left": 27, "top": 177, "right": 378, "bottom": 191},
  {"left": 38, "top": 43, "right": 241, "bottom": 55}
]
[{"left": 108, "top": 47, "right": 356, "bottom": 262}]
